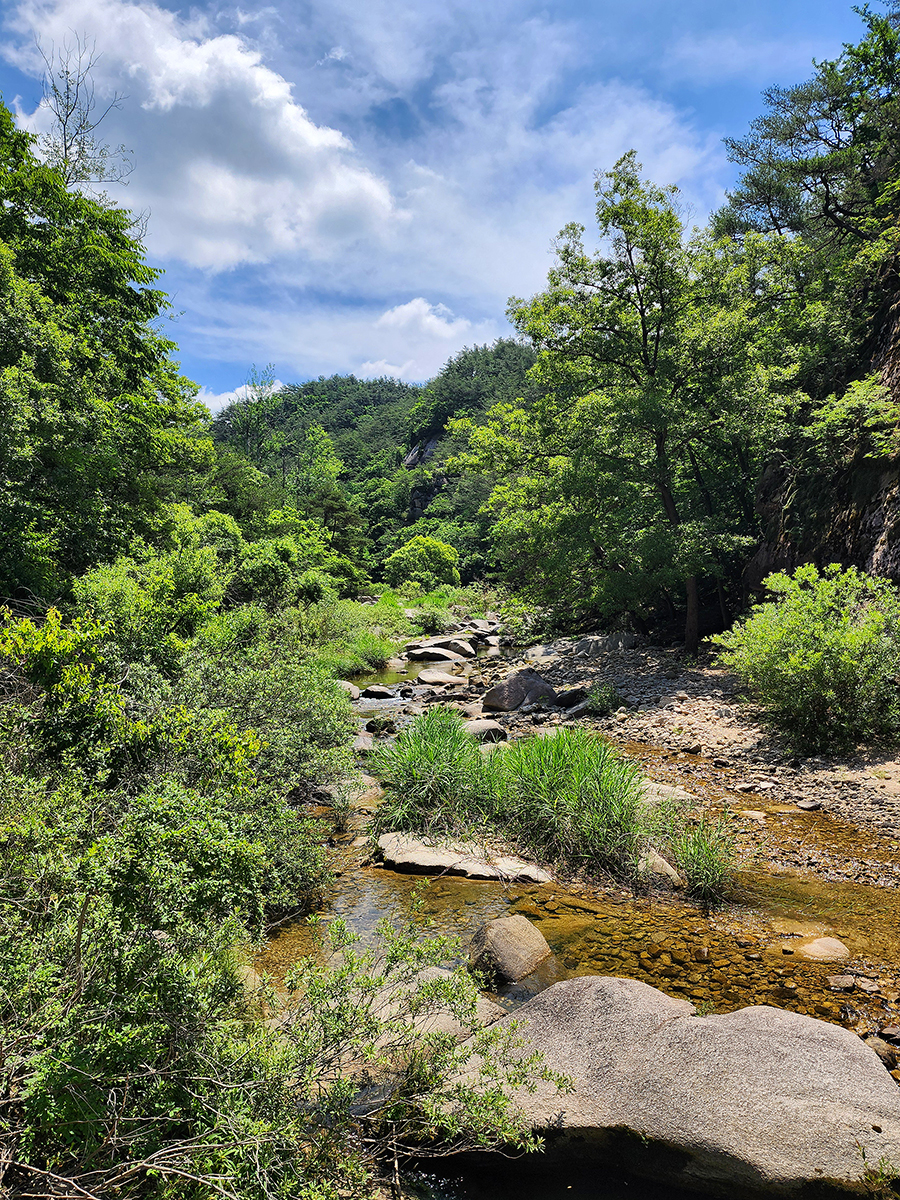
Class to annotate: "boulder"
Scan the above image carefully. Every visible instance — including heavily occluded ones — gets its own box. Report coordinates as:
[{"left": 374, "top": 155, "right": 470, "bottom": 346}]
[
  {"left": 574, "top": 632, "right": 638, "bottom": 655},
  {"left": 427, "top": 637, "right": 477, "bottom": 658},
  {"left": 353, "top": 733, "right": 374, "bottom": 754},
  {"left": 373, "top": 966, "right": 505, "bottom": 1042},
  {"left": 336, "top": 680, "right": 361, "bottom": 700},
  {"left": 483, "top": 975, "right": 900, "bottom": 1197},
  {"left": 482, "top": 669, "right": 558, "bottom": 712},
  {"left": 796, "top": 936, "right": 851, "bottom": 963},
  {"left": 637, "top": 848, "right": 684, "bottom": 887},
  {"left": 407, "top": 647, "right": 465, "bottom": 663},
  {"left": 556, "top": 686, "right": 590, "bottom": 709},
  {"left": 469, "top": 915, "right": 552, "bottom": 983},
  {"left": 462, "top": 718, "right": 508, "bottom": 742},
  {"left": 417, "top": 668, "right": 466, "bottom": 686},
  {"left": 376, "top": 832, "right": 551, "bottom": 884},
  {"left": 361, "top": 684, "right": 395, "bottom": 699}
]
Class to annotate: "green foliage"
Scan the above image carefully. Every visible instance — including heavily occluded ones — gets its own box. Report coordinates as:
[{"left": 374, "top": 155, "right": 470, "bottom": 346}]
[
  {"left": 384, "top": 535, "right": 461, "bottom": 590},
  {"left": 0, "top": 103, "right": 213, "bottom": 598},
  {"left": 668, "top": 812, "right": 736, "bottom": 909},
  {"left": 373, "top": 712, "right": 650, "bottom": 881},
  {"left": 716, "top": 564, "right": 900, "bottom": 750},
  {"left": 587, "top": 682, "right": 624, "bottom": 717}
]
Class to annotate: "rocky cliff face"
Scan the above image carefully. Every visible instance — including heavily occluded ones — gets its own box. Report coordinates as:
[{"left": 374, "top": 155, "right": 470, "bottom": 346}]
[{"left": 746, "top": 300, "right": 900, "bottom": 590}]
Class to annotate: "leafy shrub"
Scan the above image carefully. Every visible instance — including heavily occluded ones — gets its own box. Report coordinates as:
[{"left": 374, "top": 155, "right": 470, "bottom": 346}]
[
  {"left": 715, "top": 563, "right": 900, "bottom": 750},
  {"left": 230, "top": 537, "right": 299, "bottom": 607},
  {"left": 587, "top": 681, "right": 624, "bottom": 716},
  {"left": 413, "top": 605, "right": 452, "bottom": 635},
  {"left": 383, "top": 535, "right": 461, "bottom": 590}
]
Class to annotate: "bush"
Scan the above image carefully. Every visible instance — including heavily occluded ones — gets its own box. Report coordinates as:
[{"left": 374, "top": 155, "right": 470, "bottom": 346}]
[
  {"left": 586, "top": 681, "right": 624, "bottom": 716},
  {"left": 715, "top": 563, "right": 900, "bottom": 751},
  {"left": 383, "top": 535, "right": 461, "bottom": 590}
]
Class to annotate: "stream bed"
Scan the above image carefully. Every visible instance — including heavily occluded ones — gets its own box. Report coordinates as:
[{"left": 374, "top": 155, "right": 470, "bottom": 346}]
[{"left": 255, "top": 654, "right": 900, "bottom": 1198}]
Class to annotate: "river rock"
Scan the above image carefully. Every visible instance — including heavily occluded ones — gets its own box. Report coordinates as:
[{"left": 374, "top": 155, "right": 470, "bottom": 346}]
[
  {"left": 417, "top": 668, "right": 466, "bottom": 686},
  {"left": 485, "top": 975, "right": 900, "bottom": 1196},
  {"left": 353, "top": 733, "right": 374, "bottom": 753},
  {"left": 574, "top": 632, "right": 638, "bottom": 655},
  {"left": 362, "top": 684, "right": 395, "bottom": 699},
  {"left": 796, "top": 936, "right": 851, "bottom": 962},
  {"left": 336, "top": 680, "right": 361, "bottom": 700},
  {"left": 637, "top": 848, "right": 684, "bottom": 886},
  {"left": 556, "top": 686, "right": 590, "bottom": 709},
  {"left": 482, "top": 669, "right": 558, "bottom": 712},
  {"left": 376, "top": 833, "right": 551, "bottom": 884},
  {"left": 426, "top": 637, "right": 476, "bottom": 657},
  {"left": 469, "top": 915, "right": 551, "bottom": 983},
  {"left": 463, "top": 719, "right": 508, "bottom": 742},
  {"left": 374, "top": 966, "right": 505, "bottom": 1042},
  {"left": 407, "top": 647, "right": 465, "bottom": 663}
]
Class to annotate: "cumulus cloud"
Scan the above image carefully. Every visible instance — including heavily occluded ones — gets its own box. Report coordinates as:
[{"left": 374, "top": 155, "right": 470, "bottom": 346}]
[
  {"left": 196, "top": 378, "right": 284, "bottom": 414},
  {"left": 4, "top": 0, "right": 395, "bottom": 270}
]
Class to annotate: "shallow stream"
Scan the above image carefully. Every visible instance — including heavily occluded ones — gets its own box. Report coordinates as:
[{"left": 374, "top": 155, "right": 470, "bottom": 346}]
[{"left": 255, "top": 655, "right": 900, "bottom": 1199}]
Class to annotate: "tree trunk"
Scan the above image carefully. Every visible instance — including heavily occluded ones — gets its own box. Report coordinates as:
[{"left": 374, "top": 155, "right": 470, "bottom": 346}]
[{"left": 684, "top": 575, "right": 700, "bottom": 657}]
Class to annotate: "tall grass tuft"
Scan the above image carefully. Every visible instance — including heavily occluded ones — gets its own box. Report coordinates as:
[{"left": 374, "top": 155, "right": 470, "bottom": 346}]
[
  {"left": 669, "top": 812, "right": 735, "bottom": 909},
  {"left": 370, "top": 707, "right": 498, "bottom": 835}
]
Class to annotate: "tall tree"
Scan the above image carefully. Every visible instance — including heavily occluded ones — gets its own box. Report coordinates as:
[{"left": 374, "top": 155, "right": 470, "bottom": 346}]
[{"left": 470, "top": 154, "right": 788, "bottom": 649}]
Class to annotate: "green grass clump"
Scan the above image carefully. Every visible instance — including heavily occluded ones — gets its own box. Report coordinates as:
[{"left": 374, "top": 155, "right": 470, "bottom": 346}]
[
  {"left": 668, "top": 813, "right": 735, "bottom": 908},
  {"left": 370, "top": 707, "right": 498, "bottom": 833},
  {"left": 373, "top": 712, "right": 650, "bottom": 881},
  {"left": 586, "top": 682, "right": 624, "bottom": 717}
]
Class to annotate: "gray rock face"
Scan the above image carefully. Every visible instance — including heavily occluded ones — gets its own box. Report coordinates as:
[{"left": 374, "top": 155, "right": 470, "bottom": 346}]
[
  {"left": 376, "top": 832, "right": 551, "bottom": 884},
  {"left": 462, "top": 718, "right": 508, "bottom": 742},
  {"left": 491, "top": 975, "right": 900, "bottom": 1197},
  {"left": 482, "top": 669, "right": 558, "bottom": 712},
  {"left": 407, "top": 647, "right": 465, "bottom": 663},
  {"left": 469, "top": 915, "right": 552, "bottom": 983}
]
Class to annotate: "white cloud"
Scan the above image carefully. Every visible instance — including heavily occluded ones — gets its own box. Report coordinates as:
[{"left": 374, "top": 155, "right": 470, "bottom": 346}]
[
  {"left": 197, "top": 378, "right": 284, "bottom": 413},
  {"left": 5, "top": 0, "right": 395, "bottom": 270}
]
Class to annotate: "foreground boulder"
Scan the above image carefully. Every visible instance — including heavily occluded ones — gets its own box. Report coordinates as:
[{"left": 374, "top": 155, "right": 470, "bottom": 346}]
[
  {"left": 376, "top": 832, "right": 551, "bottom": 884},
  {"left": 482, "top": 669, "right": 557, "bottom": 712},
  {"left": 469, "top": 915, "right": 552, "bottom": 982},
  {"left": 484, "top": 975, "right": 900, "bottom": 1197}
]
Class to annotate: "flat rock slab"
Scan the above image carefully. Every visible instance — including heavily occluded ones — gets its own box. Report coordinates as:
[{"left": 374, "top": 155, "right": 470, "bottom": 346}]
[
  {"left": 417, "top": 668, "right": 466, "bottom": 686},
  {"left": 376, "top": 832, "right": 551, "bottom": 884},
  {"left": 470, "top": 915, "right": 552, "bottom": 982},
  {"left": 486, "top": 975, "right": 900, "bottom": 1197}
]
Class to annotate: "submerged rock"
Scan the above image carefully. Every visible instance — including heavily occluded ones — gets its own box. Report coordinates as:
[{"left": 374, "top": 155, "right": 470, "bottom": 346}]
[
  {"left": 480, "top": 975, "right": 900, "bottom": 1197},
  {"left": 469, "top": 915, "right": 552, "bottom": 983}
]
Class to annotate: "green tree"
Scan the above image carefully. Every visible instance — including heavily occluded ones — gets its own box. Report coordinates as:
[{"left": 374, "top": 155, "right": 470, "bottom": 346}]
[
  {"left": 383, "top": 535, "right": 461, "bottom": 590},
  {"left": 488, "top": 153, "right": 788, "bottom": 650},
  {"left": 0, "top": 101, "right": 211, "bottom": 598}
]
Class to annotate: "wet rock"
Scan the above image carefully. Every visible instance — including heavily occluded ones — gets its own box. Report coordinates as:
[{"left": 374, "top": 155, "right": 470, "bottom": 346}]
[
  {"left": 481, "top": 975, "right": 900, "bottom": 1196},
  {"left": 796, "top": 937, "right": 850, "bottom": 963},
  {"left": 865, "top": 1036, "right": 899, "bottom": 1069},
  {"left": 336, "top": 680, "right": 361, "bottom": 700},
  {"left": 469, "top": 915, "right": 552, "bottom": 983},
  {"left": 482, "top": 669, "right": 558, "bottom": 712},
  {"left": 417, "top": 668, "right": 466, "bottom": 686},
  {"left": 463, "top": 719, "right": 508, "bottom": 743},
  {"left": 362, "top": 684, "right": 395, "bottom": 699},
  {"left": 407, "top": 647, "right": 465, "bottom": 663}
]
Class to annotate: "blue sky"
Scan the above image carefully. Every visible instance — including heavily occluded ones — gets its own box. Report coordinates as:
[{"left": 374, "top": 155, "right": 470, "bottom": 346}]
[{"left": 0, "top": 0, "right": 867, "bottom": 409}]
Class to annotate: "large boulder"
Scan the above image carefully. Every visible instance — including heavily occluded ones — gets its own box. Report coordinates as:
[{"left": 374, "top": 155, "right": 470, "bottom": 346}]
[
  {"left": 469, "top": 915, "right": 552, "bottom": 983},
  {"left": 574, "top": 632, "right": 638, "bottom": 655},
  {"left": 482, "top": 669, "right": 558, "bottom": 712},
  {"left": 486, "top": 975, "right": 900, "bottom": 1197},
  {"left": 361, "top": 684, "right": 395, "bottom": 699},
  {"left": 407, "top": 647, "right": 465, "bottom": 663},
  {"left": 425, "top": 637, "right": 476, "bottom": 658}
]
